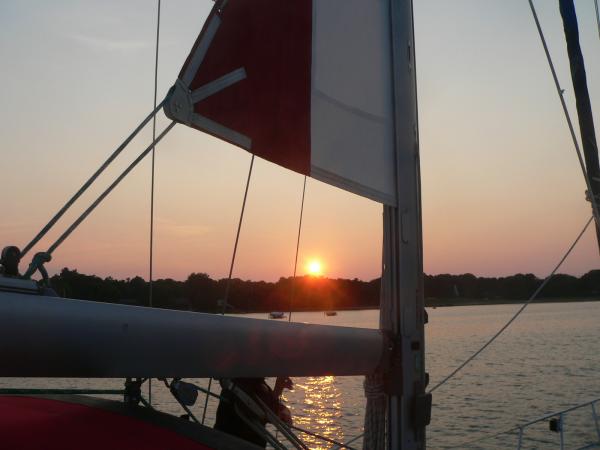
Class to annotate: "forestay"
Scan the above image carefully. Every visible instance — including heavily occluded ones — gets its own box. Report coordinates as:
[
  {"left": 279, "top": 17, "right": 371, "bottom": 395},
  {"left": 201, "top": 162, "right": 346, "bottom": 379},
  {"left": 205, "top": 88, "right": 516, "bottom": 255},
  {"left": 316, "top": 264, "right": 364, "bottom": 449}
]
[{"left": 164, "top": 0, "right": 401, "bottom": 206}]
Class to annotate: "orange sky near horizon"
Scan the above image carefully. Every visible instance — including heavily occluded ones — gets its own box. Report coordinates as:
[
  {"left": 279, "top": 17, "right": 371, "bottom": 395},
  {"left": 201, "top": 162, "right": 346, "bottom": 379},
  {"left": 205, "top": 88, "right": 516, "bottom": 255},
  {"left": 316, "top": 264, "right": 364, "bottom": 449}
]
[{"left": 1, "top": 0, "right": 599, "bottom": 282}]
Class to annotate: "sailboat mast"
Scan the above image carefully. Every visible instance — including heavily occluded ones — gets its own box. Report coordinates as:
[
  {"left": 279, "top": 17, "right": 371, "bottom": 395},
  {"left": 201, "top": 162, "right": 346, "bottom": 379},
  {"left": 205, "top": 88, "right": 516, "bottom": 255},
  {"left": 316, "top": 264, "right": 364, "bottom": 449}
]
[
  {"left": 381, "top": 0, "right": 429, "bottom": 448},
  {"left": 558, "top": 0, "right": 600, "bottom": 252}
]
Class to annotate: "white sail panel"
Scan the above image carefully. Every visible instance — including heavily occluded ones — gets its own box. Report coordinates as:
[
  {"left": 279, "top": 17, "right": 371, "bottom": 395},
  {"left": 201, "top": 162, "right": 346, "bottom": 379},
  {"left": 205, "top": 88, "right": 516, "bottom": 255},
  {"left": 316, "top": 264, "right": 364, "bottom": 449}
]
[{"left": 311, "top": 0, "right": 396, "bottom": 205}]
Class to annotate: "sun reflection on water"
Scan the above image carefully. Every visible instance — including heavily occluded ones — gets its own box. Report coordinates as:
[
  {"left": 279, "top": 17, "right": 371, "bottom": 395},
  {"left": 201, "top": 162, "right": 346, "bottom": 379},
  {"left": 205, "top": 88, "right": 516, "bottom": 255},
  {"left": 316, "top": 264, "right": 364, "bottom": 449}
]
[{"left": 289, "top": 376, "right": 344, "bottom": 449}]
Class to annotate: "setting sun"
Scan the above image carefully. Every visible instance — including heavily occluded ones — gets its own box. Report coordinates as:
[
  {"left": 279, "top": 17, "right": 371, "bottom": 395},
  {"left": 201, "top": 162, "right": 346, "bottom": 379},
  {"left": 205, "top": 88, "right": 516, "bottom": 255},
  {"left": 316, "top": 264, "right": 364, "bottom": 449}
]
[{"left": 306, "top": 260, "right": 323, "bottom": 276}]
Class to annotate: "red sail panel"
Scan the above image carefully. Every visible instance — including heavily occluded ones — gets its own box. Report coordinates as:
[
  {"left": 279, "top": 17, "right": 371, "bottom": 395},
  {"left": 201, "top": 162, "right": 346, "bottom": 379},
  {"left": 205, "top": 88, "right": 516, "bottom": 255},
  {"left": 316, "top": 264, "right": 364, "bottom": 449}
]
[
  {"left": 181, "top": 0, "right": 312, "bottom": 174},
  {"left": 169, "top": 0, "right": 400, "bottom": 205}
]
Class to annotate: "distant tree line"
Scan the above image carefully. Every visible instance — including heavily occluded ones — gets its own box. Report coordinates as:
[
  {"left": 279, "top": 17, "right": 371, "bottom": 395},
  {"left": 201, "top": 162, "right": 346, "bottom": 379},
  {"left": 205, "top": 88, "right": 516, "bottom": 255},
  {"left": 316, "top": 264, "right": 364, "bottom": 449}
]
[{"left": 48, "top": 268, "right": 600, "bottom": 312}]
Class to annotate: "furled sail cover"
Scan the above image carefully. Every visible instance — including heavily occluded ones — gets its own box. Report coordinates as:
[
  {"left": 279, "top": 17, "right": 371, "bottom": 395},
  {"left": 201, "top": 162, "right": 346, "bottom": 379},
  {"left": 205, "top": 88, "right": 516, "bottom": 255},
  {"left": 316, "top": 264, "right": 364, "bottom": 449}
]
[{"left": 165, "top": 0, "right": 397, "bottom": 205}]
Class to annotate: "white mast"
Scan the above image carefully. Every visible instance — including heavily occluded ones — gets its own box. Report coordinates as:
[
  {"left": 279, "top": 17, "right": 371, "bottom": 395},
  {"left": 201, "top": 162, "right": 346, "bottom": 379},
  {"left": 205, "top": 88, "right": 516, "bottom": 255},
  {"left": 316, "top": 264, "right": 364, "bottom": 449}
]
[{"left": 382, "top": 0, "right": 429, "bottom": 448}]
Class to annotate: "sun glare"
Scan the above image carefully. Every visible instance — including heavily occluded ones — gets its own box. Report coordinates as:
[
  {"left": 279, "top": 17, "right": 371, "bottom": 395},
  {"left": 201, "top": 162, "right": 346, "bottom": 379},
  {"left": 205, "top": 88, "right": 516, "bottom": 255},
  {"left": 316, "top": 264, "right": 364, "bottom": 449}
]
[{"left": 307, "top": 260, "right": 323, "bottom": 276}]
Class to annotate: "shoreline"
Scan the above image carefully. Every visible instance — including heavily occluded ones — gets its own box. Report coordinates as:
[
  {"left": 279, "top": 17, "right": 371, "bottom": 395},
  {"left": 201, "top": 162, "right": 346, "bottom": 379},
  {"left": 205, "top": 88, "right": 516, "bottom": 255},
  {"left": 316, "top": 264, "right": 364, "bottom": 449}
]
[
  {"left": 424, "top": 296, "right": 600, "bottom": 308},
  {"left": 236, "top": 297, "right": 600, "bottom": 314}
]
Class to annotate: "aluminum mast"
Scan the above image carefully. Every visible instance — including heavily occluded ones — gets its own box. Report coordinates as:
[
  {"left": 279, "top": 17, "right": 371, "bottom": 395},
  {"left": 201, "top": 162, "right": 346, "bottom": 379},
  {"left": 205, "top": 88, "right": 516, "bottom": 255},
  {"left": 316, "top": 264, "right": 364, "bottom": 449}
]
[
  {"left": 559, "top": 0, "right": 600, "bottom": 253},
  {"left": 382, "top": 0, "right": 430, "bottom": 449}
]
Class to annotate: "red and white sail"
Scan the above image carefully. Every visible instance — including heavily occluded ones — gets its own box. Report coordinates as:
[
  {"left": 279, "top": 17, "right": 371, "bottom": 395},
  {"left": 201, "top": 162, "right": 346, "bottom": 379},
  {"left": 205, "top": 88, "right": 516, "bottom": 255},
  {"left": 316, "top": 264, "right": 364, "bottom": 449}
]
[{"left": 165, "top": 0, "right": 400, "bottom": 205}]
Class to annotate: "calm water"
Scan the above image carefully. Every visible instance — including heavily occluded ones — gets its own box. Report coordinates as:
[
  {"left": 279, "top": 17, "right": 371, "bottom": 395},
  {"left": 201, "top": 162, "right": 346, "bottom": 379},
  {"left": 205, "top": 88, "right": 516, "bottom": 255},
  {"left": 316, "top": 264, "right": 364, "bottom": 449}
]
[{"left": 3, "top": 302, "right": 600, "bottom": 449}]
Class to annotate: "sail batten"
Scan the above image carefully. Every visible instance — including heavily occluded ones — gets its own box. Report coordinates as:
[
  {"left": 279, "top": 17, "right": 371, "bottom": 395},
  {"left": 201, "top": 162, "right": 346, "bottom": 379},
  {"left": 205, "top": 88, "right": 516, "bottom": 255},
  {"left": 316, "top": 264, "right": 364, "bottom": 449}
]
[
  {"left": 181, "top": 15, "right": 222, "bottom": 87},
  {"left": 165, "top": 0, "right": 403, "bottom": 205}
]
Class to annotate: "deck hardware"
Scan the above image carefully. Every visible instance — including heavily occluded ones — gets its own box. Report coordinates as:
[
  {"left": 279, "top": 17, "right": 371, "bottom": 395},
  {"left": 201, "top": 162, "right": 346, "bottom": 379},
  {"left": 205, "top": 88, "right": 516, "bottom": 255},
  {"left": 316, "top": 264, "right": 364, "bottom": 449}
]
[
  {"left": 124, "top": 378, "right": 145, "bottom": 406},
  {"left": 592, "top": 402, "right": 600, "bottom": 442},
  {"left": 549, "top": 416, "right": 562, "bottom": 432},
  {"left": 22, "top": 251, "right": 51, "bottom": 285},
  {"left": 170, "top": 379, "right": 199, "bottom": 406},
  {"left": 0, "top": 246, "right": 21, "bottom": 277},
  {"left": 411, "top": 391, "right": 432, "bottom": 429},
  {"left": 383, "top": 335, "right": 403, "bottom": 396}
]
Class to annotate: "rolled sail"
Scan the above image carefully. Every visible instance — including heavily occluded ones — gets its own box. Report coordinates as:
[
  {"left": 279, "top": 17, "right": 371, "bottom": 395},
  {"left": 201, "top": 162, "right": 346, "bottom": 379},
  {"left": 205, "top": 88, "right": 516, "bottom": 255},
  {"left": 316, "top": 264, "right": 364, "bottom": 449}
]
[
  {"left": 165, "top": 0, "right": 399, "bottom": 205},
  {"left": 0, "top": 292, "right": 384, "bottom": 378}
]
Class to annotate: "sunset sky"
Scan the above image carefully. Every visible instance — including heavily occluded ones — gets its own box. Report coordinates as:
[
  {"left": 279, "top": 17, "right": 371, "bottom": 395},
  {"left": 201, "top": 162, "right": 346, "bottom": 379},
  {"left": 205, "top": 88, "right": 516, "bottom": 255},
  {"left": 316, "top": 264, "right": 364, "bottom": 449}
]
[{"left": 1, "top": 0, "right": 599, "bottom": 282}]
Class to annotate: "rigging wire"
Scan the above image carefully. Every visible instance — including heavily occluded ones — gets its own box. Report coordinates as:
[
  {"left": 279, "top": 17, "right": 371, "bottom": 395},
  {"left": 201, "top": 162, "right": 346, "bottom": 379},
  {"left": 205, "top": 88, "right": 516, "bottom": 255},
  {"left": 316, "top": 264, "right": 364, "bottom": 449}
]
[
  {"left": 332, "top": 432, "right": 364, "bottom": 449},
  {"left": 447, "top": 395, "right": 600, "bottom": 448},
  {"left": 190, "top": 380, "right": 350, "bottom": 449},
  {"left": 288, "top": 176, "right": 307, "bottom": 322},
  {"left": 290, "top": 424, "right": 358, "bottom": 450},
  {"left": 221, "top": 155, "right": 255, "bottom": 315},
  {"left": 45, "top": 122, "right": 176, "bottom": 255},
  {"left": 447, "top": 424, "right": 520, "bottom": 449},
  {"left": 201, "top": 155, "right": 255, "bottom": 425},
  {"left": 428, "top": 215, "right": 593, "bottom": 394},
  {"left": 527, "top": 0, "right": 600, "bottom": 228},
  {"left": 20, "top": 102, "right": 164, "bottom": 259},
  {"left": 596, "top": 0, "right": 600, "bottom": 41},
  {"left": 427, "top": 0, "right": 600, "bottom": 431},
  {"left": 148, "top": 0, "right": 161, "bottom": 406},
  {"left": 278, "top": 175, "right": 307, "bottom": 445}
]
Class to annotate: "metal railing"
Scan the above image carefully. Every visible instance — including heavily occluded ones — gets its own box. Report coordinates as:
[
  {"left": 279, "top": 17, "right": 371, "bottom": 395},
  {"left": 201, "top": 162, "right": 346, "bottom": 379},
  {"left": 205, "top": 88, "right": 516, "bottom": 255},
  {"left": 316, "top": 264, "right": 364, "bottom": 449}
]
[
  {"left": 514, "top": 398, "right": 600, "bottom": 450},
  {"left": 457, "top": 397, "right": 600, "bottom": 449}
]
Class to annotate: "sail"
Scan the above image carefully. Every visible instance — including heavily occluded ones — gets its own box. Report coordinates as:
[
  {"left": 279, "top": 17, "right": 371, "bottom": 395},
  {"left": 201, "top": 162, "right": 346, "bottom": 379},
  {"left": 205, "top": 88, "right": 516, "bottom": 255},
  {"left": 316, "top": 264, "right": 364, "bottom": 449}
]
[
  {"left": 165, "top": 0, "right": 399, "bottom": 205},
  {"left": 0, "top": 292, "right": 383, "bottom": 378}
]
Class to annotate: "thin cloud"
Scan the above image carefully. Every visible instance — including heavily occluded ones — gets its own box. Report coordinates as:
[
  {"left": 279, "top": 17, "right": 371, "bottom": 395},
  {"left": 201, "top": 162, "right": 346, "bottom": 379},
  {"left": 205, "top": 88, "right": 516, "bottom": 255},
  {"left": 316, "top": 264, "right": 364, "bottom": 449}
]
[
  {"left": 157, "top": 218, "right": 211, "bottom": 239},
  {"left": 66, "top": 33, "right": 149, "bottom": 52}
]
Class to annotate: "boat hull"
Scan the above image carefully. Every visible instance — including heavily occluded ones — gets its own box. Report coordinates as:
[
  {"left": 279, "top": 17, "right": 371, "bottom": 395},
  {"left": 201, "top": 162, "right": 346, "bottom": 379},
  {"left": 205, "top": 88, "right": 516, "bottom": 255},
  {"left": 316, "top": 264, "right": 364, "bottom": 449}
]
[{"left": 0, "top": 394, "right": 259, "bottom": 449}]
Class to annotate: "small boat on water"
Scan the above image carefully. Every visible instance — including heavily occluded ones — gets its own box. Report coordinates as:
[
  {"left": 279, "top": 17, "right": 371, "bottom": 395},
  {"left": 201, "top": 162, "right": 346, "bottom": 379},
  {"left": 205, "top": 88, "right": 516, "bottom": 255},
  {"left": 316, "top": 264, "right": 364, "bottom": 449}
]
[
  {"left": 268, "top": 311, "right": 286, "bottom": 320},
  {"left": 325, "top": 311, "right": 337, "bottom": 317}
]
